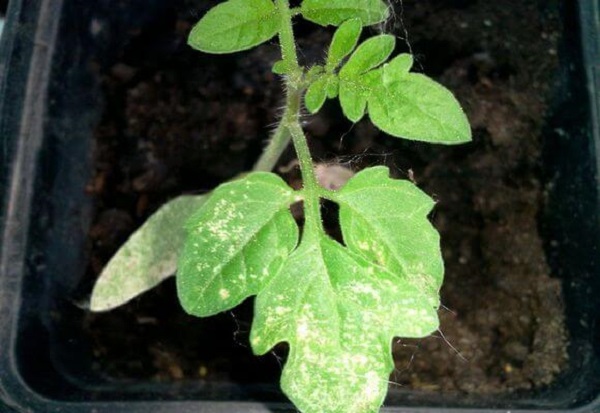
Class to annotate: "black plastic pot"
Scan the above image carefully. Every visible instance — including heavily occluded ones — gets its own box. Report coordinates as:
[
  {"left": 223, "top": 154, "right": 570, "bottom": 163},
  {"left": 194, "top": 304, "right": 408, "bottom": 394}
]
[{"left": 1, "top": 0, "right": 600, "bottom": 412}]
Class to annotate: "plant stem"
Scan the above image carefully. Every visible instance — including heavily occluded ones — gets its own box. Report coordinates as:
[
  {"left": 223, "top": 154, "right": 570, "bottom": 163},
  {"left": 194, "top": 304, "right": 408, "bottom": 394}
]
[
  {"left": 287, "top": 109, "right": 323, "bottom": 236},
  {"left": 275, "top": 0, "right": 300, "bottom": 74},
  {"left": 252, "top": 122, "right": 291, "bottom": 172},
  {"left": 253, "top": 0, "right": 301, "bottom": 173},
  {"left": 275, "top": 0, "right": 323, "bottom": 236}
]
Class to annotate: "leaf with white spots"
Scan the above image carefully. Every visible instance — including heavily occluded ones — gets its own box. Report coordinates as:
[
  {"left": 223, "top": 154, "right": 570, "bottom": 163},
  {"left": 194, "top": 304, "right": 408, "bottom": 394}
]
[
  {"left": 335, "top": 166, "right": 444, "bottom": 295},
  {"left": 90, "top": 195, "right": 208, "bottom": 312},
  {"left": 177, "top": 172, "right": 299, "bottom": 317},
  {"left": 251, "top": 235, "right": 439, "bottom": 413}
]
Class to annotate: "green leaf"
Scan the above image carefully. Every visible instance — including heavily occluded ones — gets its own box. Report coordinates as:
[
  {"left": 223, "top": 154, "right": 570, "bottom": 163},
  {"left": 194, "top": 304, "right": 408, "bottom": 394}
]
[
  {"left": 326, "top": 75, "right": 340, "bottom": 98},
  {"left": 337, "top": 67, "right": 379, "bottom": 121},
  {"left": 325, "top": 18, "right": 363, "bottom": 72},
  {"left": 305, "top": 74, "right": 339, "bottom": 113},
  {"left": 305, "top": 75, "right": 328, "bottom": 114},
  {"left": 90, "top": 195, "right": 208, "bottom": 312},
  {"left": 339, "top": 34, "right": 395, "bottom": 78},
  {"left": 301, "top": 0, "right": 390, "bottom": 27},
  {"left": 339, "top": 79, "right": 368, "bottom": 122},
  {"left": 336, "top": 35, "right": 394, "bottom": 122},
  {"left": 383, "top": 53, "right": 413, "bottom": 82},
  {"left": 306, "top": 65, "right": 325, "bottom": 81},
  {"left": 251, "top": 235, "right": 439, "bottom": 413},
  {"left": 188, "top": 0, "right": 279, "bottom": 54},
  {"left": 369, "top": 65, "right": 472, "bottom": 144},
  {"left": 337, "top": 49, "right": 471, "bottom": 143},
  {"left": 272, "top": 60, "right": 288, "bottom": 75},
  {"left": 335, "top": 166, "right": 444, "bottom": 293},
  {"left": 177, "top": 172, "right": 299, "bottom": 317}
]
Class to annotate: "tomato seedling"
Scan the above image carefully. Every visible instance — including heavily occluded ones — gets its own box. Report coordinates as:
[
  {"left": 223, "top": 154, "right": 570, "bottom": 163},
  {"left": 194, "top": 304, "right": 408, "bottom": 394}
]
[{"left": 91, "top": 1, "right": 471, "bottom": 412}]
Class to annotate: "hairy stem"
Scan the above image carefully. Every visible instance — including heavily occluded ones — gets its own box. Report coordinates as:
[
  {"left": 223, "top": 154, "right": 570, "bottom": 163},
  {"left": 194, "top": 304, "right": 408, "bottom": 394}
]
[
  {"left": 252, "top": 122, "right": 291, "bottom": 172},
  {"left": 275, "top": 0, "right": 323, "bottom": 236},
  {"left": 287, "top": 103, "right": 323, "bottom": 236},
  {"left": 275, "top": 0, "right": 300, "bottom": 74}
]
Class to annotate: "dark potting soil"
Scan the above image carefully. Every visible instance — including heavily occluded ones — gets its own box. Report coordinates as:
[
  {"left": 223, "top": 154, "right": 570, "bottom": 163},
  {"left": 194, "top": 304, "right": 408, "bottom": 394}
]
[{"left": 83, "top": 0, "right": 568, "bottom": 396}]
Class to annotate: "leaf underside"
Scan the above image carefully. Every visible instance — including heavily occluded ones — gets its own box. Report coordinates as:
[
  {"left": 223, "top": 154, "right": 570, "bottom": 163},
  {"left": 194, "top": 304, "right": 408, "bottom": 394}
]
[{"left": 90, "top": 195, "right": 208, "bottom": 312}]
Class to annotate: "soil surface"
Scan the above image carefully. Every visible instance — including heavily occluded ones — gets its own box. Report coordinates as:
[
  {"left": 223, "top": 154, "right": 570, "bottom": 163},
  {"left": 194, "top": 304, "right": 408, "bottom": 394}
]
[{"left": 84, "top": 0, "right": 568, "bottom": 397}]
